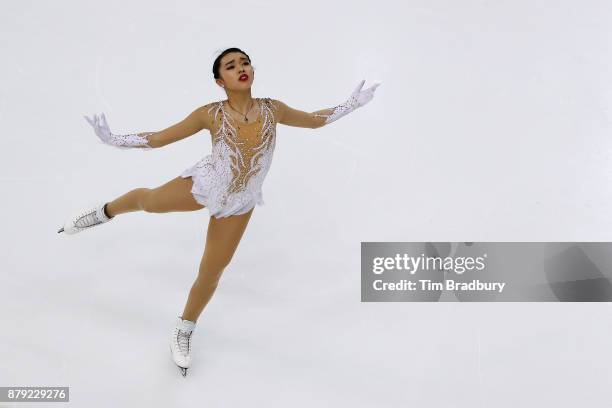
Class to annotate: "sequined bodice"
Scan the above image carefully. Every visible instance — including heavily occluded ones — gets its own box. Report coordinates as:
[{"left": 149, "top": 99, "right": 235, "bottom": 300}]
[{"left": 205, "top": 97, "right": 277, "bottom": 204}]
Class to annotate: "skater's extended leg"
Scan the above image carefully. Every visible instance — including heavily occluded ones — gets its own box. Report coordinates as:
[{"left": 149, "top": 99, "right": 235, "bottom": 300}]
[
  {"left": 181, "top": 208, "right": 255, "bottom": 322},
  {"left": 58, "top": 176, "right": 204, "bottom": 234},
  {"left": 106, "top": 176, "right": 204, "bottom": 217}
]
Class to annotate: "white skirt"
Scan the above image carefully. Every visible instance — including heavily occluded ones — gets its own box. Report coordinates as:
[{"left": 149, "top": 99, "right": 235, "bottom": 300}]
[{"left": 179, "top": 155, "right": 264, "bottom": 218}]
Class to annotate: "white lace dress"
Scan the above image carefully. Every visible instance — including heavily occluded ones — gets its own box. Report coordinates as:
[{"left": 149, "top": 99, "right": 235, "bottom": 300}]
[{"left": 179, "top": 97, "right": 278, "bottom": 218}]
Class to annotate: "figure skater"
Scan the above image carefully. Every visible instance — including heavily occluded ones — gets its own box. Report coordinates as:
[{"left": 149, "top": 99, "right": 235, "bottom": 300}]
[{"left": 57, "top": 47, "right": 380, "bottom": 376}]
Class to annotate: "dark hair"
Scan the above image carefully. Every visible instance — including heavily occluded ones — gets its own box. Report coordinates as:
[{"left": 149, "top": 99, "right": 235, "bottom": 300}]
[{"left": 212, "top": 47, "right": 251, "bottom": 80}]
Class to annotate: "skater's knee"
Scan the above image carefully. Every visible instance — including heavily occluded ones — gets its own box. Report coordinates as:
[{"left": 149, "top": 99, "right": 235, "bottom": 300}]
[
  {"left": 141, "top": 189, "right": 160, "bottom": 212},
  {"left": 202, "top": 252, "right": 235, "bottom": 271},
  {"left": 197, "top": 276, "right": 221, "bottom": 289}
]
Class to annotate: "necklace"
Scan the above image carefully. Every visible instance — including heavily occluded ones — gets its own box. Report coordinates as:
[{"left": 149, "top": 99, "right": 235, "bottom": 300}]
[{"left": 226, "top": 99, "right": 256, "bottom": 123}]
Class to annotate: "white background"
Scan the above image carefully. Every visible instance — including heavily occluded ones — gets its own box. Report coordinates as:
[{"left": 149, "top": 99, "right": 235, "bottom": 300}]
[{"left": 1, "top": 0, "right": 611, "bottom": 406}]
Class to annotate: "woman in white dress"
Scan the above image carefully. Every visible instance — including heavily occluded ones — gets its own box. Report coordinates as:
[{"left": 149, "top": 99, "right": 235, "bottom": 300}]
[{"left": 57, "top": 47, "right": 380, "bottom": 376}]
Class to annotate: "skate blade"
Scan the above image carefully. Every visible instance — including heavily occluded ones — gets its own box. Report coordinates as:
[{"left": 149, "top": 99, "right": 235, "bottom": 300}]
[
  {"left": 170, "top": 345, "right": 189, "bottom": 377},
  {"left": 57, "top": 227, "right": 64, "bottom": 233}
]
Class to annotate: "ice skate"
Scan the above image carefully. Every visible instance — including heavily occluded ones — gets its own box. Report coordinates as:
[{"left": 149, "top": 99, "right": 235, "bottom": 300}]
[
  {"left": 57, "top": 202, "right": 114, "bottom": 235},
  {"left": 170, "top": 316, "right": 196, "bottom": 377}
]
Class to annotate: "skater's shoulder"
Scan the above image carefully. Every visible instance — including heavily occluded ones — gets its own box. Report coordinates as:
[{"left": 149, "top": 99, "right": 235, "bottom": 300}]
[
  {"left": 259, "top": 97, "right": 282, "bottom": 116},
  {"left": 192, "top": 101, "right": 223, "bottom": 129},
  {"left": 199, "top": 100, "right": 223, "bottom": 112},
  {"left": 261, "top": 97, "right": 280, "bottom": 107}
]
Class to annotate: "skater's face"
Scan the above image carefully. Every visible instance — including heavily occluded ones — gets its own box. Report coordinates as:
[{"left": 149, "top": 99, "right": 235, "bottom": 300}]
[{"left": 216, "top": 52, "right": 254, "bottom": 91}]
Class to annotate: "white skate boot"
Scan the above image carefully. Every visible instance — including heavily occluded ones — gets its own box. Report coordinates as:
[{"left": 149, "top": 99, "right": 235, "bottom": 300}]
[
  {"left": 57, "top": 202, "right": 114, "bottom": 234},
  {"left": 170, "top": 316, "right": 196, "bottom": 377}
]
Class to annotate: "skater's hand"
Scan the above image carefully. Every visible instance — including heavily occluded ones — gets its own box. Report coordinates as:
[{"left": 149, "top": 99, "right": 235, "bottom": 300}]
[
  {"left": 83, "top": 113, "right": 153, "bottom": 149},
  {"left": 313, "top": 79, "right": 381, "bottom": 126},
  {"left": 349, "top": 79, "right": 381, "bottom": 108},
  {"left": 84, "top": 113, "right": 113, "bottom": 145}
]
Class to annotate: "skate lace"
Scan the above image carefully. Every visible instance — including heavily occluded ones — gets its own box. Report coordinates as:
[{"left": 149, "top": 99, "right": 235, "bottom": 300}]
[
  {"left": 75, "top": 210, "right": 102, "bottom": 228},
  {"left": 176, "top": 329, "right": 192, "bottom": 356}
]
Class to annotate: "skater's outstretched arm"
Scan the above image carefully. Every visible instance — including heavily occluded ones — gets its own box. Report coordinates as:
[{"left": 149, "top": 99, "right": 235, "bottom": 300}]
[
  {"left": 84, "top": 105, "right": 212, "bottom": 149},
  {"left": 272, "top": 80, "right": 381, "bottom": 129},
  {"left": 144, "top": 106, "right": 212, "bottom": 148}
]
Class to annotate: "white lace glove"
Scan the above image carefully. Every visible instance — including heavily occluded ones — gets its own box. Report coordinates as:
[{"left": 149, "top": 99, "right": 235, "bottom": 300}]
[
  {"left": 316, "top": 79, "right": 381, "bottom": 125},
  {"left": 84, "top": 113, "right": 153, "bottom": 150}
]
